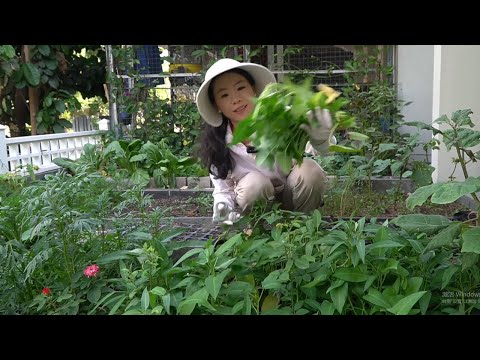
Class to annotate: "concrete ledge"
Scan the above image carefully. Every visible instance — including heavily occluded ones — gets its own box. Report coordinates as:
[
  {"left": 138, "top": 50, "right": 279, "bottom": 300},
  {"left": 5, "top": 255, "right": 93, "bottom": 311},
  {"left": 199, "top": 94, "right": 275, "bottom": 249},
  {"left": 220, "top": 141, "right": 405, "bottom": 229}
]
[{"left": 145, "top": 188, "right": 213, "bottom": 198}]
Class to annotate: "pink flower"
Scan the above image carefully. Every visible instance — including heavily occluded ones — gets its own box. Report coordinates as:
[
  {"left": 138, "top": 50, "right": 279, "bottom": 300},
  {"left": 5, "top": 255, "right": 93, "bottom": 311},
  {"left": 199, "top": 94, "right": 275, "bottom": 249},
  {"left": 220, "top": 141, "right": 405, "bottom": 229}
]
[
  {"left": 83, "top": 264, "right": 100, "bottom": 278},
  {"left": 42, "top": 287, "right": 51, "bottom": 296}
]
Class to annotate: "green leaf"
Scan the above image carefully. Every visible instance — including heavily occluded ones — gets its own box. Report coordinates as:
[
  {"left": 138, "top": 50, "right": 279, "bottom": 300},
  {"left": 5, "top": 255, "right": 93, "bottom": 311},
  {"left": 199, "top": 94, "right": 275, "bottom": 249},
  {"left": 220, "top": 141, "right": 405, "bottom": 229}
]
[
  {"left": 330, "top": 282, "right": 348, "bottom": 314},
  {"left": 430, "top": 181, "right": 480, "bottom": 204},
  {"left": 215, "top": 233, "right": 242, "bottom": 256},
  {"left": 48, "top": 77, "right": 59, "bottom": 89},
  {"left": 441, "top": 266, "right": 459, "bottom": 290},
  {"left": 96, "top": 250, "right": 131, "bottom": 265},
  {"left": 261, "top": 294, "right": 279, "bottom": 313},
  {"left": 405, "top": 183, "right": 439, "bottom": 210},
  {"left": 363, "top": 288, "right": 391, "bottom": 309},
  {"left": 462, "top": 253, "right": 478, "bottom": 271},
  {"left": 461, "top": 228, "right": 480, "bottom": 254},
  {"left": 424, "top": 223, "right": 462, "bottom": 252},
  {"left": 386, "top": 291, "right": 427, "bottom": 315},
  {"left": 162, "top": 294, "right": 171, "bottom": 315},
  {"left": 329, "top": 144, "right": 361, "bottom": 153},
  {"left": 205, "top": 269, "right": 230, "bottom": 300},
  {"left": 23, "top": 63, "right": 40, "bottom": 86},
  {"left": 177, "top": 288, "right": 210, "bottom": 315},
  {"left": 173, "top": 248, "right": 203, "bottom": 267},
  {"left": 141, "top": 287, "right": 150, "bottom": 310},
  {"left": 391, "top": 214, "right": 451, "bottom": 236},
  {"left": 87, "top": 287, "right": 101, "bottom": 304},
  {"left": 53, "top": 99, "right": 65, "bottom": 114},
  {"left": 332, "top": 268, "right": 369, "bottom": 283},
  {"left": 418, "top": 291, "right": 431, "bottom": 315},
  {"left": 319, "top": 300, "right": 336, "bottom": 315},
  {"left": 37, "top": 45, "right": 51, "bottom": 56},
  {"left": 151, "top": 287, "right": 167, "bottom": 297}
]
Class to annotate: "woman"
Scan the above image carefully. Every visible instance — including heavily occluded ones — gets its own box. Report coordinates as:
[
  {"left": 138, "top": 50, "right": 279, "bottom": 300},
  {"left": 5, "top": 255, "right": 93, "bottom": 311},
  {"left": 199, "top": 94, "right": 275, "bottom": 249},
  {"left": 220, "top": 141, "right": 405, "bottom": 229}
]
[{"left": 196, "top": 58, "right": 334, "bottom": 224}]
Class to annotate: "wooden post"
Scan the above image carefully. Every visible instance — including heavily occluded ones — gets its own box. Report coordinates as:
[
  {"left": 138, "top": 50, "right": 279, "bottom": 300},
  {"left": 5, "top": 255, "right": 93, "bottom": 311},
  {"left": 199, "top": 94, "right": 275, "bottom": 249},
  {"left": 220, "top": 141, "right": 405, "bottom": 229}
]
[
  {"left": 24, "top": 45, "right": 38, "bottom": 135},
  {"left": 0, "top": 125, "right": 9, "bottom": 174}
]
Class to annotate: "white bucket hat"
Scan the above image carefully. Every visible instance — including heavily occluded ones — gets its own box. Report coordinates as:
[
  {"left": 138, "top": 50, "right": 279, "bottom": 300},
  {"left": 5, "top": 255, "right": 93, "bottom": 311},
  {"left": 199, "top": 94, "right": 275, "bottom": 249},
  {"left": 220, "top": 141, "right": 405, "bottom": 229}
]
[{"left": 196, "top": 58, "right": 276, "bottom": 127}]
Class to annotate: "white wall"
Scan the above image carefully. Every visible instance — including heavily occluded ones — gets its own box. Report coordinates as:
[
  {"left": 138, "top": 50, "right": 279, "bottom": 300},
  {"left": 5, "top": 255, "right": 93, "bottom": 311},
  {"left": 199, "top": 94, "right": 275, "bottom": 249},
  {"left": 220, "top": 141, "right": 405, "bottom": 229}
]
[
  {"left": 432, "top": 45, "right": 480, "bottom": 182},
  {"left": 396, "top": 45, "right": 434, "bottom": 161}
]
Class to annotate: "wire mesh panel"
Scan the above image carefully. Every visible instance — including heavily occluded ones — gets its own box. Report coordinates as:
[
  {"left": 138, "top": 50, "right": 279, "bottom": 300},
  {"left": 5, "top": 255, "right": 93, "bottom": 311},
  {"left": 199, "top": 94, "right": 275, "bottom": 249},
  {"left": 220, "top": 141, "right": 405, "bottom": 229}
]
[{"left": 284, "top": 45, "right": 354, "bottom": 71}]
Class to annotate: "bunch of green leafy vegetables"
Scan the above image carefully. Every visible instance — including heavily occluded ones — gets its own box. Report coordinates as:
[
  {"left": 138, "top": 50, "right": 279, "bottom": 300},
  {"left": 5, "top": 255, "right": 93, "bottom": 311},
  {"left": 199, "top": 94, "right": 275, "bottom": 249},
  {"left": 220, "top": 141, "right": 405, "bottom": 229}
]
[{"left": 230, "top": 78, "right": 365, "bottom": 173}]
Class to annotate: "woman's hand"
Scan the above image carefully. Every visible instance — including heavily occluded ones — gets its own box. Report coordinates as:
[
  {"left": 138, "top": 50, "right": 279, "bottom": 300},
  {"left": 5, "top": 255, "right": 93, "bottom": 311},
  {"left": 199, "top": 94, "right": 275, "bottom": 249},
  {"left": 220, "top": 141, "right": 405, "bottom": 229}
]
[
  {"left": 213, "top": 202, "right": 241, "bottom": 225},
  {"left": 301, "top": 108, "right": 334, "bottom": 153}
]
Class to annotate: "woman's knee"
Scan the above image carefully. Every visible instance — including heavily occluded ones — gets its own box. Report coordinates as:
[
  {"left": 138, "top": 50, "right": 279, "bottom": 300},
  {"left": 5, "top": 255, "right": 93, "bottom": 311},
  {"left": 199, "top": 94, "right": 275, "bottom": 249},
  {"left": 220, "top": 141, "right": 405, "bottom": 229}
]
[
  {"left": 290, "top": 159, "right": 327, "bottom": 189},
  {"left": 235, "top": 172, "right": 275, "bottom": 211}
]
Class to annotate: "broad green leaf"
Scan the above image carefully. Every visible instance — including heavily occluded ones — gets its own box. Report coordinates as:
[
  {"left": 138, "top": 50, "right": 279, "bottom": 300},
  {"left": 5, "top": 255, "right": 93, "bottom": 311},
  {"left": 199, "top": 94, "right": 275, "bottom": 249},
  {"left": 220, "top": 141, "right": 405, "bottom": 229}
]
[
  {"left": 405, "top": 183, "right": 439, "bottom": 210},
  {"left": 363, "top": 288, "right": 391, "bottom": 309},
  {"left": 330, "top": 282, "right": 348, "bottom": 314},
  {"left": 87, "top": 286, "right": 101, "bottom": 304},
  {"left": 461, "top": 228, "right": 480, "bottom": 254},
  {"left": 177, "top": 288, "right": 211, "bottom": 315},
  {"left": 333, "top": 267, "right": 369, "bottom": 282},
  {"left": 424, "top": 223, "right": 462, "bottom": 252},
  {"left": 151, "top": 287, "right": 166, "bottom": 297},
  {"left": 462, "top": 253, "right": 478, "bottom": 271},
  {"left": 391, "top": 214, "right": 451, "bottom": 236},
  {"left": 215, "top": 233, "right": 242, "bottom": 256},
  {"left": 205, "top": 269, "right": 230, "bottom": 300},
  {"left": 430, "top": 182, "right": 479, "bottom": 204},
  {"left": 406, "top": 277, "right": 423, "bottom": 295},
  {"left": 37, "top": 45, "right": 51, "bottom": 56},
  {"left": 386, "top": 291, "right": 427, "bottom": 315},
  {"left": 23, "top": 63, "right": 40, "bottom": 86},
  {"left": 319, "top": 301, "right": 336, "bottom": 315},
  {"left": 261, "top": 294, "right": 279, "bottom": 312}
]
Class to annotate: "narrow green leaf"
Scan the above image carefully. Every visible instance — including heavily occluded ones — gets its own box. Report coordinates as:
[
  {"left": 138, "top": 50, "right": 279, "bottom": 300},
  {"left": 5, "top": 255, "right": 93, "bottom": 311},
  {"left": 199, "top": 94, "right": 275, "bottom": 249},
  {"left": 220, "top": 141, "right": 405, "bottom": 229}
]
[
  {"left": 441, "top": 266, "right": 459, "bottom": 290},
  {"left": 141, "top": 287, "right": 150, "bottom": 310},
  {"left": 172, "top": 247, "right": 203, "bottom": 267}
]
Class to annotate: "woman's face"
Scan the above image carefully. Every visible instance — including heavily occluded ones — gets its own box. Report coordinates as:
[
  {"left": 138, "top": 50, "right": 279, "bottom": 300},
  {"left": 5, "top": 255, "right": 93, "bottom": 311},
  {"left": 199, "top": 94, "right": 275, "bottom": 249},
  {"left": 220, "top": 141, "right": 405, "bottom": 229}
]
[{"left": 212, "top": 72, "right": 256, "bottom": 127}]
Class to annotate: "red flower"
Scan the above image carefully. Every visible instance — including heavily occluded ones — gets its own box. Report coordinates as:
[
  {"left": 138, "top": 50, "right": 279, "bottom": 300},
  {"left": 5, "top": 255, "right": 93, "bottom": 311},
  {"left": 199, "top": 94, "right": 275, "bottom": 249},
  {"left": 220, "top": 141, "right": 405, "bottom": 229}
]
[
  {"left": 42, "top": 287, "right": 51, "bottom": 296},
  {"left": 83, "top": 264, "right": 100, "bottom": 278}
]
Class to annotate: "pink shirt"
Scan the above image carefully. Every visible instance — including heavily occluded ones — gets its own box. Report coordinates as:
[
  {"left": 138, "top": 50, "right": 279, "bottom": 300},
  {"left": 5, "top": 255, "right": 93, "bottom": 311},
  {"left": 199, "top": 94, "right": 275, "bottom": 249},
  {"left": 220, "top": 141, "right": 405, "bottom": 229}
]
[{"left": 210, "top": 125, "right": 325, "bottom": 209}]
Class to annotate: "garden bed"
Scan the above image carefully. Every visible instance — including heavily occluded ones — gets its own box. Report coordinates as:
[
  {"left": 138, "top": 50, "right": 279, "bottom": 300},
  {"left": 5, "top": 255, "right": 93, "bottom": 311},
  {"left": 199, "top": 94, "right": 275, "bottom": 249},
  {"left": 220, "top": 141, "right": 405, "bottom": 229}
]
[{"left": 143, "top": 190, "right": 469, "bottom": 220}]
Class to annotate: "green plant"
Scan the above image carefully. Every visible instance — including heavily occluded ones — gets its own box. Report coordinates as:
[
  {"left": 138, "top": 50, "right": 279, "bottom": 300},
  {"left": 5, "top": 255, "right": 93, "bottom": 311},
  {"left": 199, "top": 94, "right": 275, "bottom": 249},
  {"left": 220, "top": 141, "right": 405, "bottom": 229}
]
[
  {"left": 406, "top": 109, "right": 480, "bottom": 211},
  {"left": 231, "top": 80, "right": 362, "bottom": 173}
]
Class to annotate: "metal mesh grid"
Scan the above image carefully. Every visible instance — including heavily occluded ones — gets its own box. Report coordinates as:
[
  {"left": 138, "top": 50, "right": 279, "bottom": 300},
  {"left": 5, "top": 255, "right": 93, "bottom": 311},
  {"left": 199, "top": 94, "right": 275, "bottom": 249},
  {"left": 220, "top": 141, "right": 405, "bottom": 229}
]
[
  {"left": 158, "top": 219, "right": 224, "bottom": 242},
  {"left": 283, "top": 45, "right": 354, "bottom": 71}
]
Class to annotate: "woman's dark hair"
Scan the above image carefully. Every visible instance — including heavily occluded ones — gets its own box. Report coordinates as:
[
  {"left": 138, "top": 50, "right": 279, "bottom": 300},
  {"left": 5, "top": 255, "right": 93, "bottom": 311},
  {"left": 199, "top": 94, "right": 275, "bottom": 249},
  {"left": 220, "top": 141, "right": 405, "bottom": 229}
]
[{"left": 196, "top": 68, "right": 255, "bottom": 179}]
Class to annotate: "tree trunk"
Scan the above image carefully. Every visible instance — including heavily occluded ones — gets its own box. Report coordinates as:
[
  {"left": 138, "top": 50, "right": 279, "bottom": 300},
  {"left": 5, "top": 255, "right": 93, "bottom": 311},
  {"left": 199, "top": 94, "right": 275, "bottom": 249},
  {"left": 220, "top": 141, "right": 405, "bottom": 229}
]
[
  {"left": 13, "top": 88, "right": 29, "bottom": 136},
  {"left": 23, "top": 45, "right": 38, "bottom": 135}
]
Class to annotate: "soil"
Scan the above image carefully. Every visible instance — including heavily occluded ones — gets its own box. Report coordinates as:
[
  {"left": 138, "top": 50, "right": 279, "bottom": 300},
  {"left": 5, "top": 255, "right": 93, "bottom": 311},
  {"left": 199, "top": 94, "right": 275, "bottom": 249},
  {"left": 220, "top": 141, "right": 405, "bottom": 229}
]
[{"left": 144, "top": 193, "right": 470, "bottom": 220}]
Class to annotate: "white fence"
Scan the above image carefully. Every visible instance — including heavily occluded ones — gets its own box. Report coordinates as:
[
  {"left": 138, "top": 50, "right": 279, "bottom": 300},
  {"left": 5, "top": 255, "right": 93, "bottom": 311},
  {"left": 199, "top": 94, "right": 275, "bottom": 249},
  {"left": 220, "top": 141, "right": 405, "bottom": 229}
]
[{"left": 0, "top": 125, "right": 102, "bottom": 175}]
